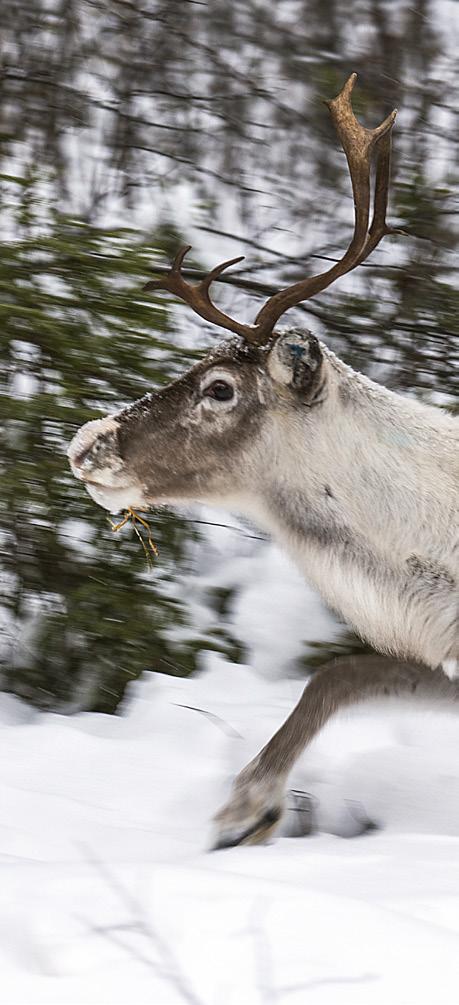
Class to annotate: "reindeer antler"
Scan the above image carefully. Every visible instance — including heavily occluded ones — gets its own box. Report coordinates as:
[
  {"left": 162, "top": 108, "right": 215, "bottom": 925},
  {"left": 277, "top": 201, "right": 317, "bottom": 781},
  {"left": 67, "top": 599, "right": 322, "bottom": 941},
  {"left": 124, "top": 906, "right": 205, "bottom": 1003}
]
[
  {"left": 144, "top": 73, "right": 397, "bottom": 346},
  {"left": 143, "top": 246, "right": 254, "bottom": 339}
]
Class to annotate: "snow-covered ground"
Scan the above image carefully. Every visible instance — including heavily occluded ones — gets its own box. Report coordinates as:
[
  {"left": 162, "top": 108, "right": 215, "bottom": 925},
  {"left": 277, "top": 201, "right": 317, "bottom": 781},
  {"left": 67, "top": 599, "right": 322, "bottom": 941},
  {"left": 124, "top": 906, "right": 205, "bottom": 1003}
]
[{"left": 2, "top": 640, "right": 459, "bottom": 1004}]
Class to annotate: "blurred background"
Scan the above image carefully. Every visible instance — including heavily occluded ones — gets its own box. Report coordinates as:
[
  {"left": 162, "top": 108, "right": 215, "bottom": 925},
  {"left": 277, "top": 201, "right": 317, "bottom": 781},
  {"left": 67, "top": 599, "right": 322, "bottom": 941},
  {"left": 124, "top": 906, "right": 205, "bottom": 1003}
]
[{"left": 1, "top": 0, "right": 457, "bottom": 713}]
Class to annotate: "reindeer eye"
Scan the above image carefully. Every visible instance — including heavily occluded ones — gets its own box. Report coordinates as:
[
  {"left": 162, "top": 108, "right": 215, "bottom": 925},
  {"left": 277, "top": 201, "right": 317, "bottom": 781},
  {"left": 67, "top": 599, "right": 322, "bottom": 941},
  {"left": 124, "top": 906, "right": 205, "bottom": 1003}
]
[{"left": 204, "top": 380, "right": 234, "bottom": 402}]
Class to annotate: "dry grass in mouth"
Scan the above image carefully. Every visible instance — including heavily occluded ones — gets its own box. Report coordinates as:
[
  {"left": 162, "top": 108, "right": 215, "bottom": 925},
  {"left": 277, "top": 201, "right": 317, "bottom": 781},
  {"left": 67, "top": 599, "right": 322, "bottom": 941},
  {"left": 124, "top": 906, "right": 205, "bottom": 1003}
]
[{"left": 110, "top": 507, "right": 158, "bottom": 565}]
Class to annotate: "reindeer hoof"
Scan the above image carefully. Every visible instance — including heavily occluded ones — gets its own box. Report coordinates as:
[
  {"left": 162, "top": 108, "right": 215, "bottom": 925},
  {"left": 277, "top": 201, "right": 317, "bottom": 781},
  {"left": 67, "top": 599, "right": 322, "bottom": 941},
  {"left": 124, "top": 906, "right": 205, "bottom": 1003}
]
[
  {"left": 211, "top": 771, "right": 284, "bottom": 850},
  {"left": 212, "top": 806, "right": 282, "bottom": 850}
]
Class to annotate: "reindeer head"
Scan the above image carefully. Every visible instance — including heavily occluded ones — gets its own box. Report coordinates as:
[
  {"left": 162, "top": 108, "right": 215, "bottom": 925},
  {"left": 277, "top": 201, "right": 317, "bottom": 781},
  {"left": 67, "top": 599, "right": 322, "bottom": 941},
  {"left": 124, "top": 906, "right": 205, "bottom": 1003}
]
[
  {"left": 68, "top": 74, "right": 397, "bottom": 517},
  {"left": 67, "top": 327, "right": 326, "bottom": 514}
]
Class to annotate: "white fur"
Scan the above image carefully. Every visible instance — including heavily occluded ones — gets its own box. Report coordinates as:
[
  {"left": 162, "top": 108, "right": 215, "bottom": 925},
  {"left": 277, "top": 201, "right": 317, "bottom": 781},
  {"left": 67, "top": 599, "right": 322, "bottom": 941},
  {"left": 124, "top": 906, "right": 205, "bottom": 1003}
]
[
  {"left": 442, "top": 659, "right": 458, "bottom": 680},
  {"left": 207, "top": 345, "right": 458, "bottom": 670},
  {"left": 68, "top": 413, "right": 146, "bottom": 512},
  {"left": 85, "top": 482, "right": 147, "bottom": 514},
  {"left": 67, "top": 416, "right": 120, "bottom": 477}
]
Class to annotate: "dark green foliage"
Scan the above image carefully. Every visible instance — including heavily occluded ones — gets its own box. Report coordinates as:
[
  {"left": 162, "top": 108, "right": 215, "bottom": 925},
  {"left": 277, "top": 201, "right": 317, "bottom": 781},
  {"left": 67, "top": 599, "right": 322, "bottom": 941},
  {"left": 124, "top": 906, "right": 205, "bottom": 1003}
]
[{"left": 0, "top": 189, "right": 215, "bottom": 711}]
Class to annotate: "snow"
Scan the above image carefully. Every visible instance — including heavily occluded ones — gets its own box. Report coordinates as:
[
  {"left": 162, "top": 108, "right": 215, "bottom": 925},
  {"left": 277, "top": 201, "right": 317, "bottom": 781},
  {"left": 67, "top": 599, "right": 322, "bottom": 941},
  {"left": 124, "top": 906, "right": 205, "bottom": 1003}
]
[
  {"left": 179, "top": 524, "right": 347, "bottom": 676},
  {"left": 2, "top": 651, "right": 459, "bottom": 1004}
]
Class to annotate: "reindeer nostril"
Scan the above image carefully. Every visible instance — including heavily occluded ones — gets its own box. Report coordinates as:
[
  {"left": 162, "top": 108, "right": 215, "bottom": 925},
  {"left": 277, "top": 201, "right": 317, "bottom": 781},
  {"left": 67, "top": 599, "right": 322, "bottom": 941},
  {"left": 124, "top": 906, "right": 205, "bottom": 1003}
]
[
  {"left": 73, "top": 447, "right": 89, "bottom": 469},
  {"left": 75, "top": 430, "right": 120, "bottom": 472},
  {"left": 68, "top": 418, "right": 121, "bottom": 478}
]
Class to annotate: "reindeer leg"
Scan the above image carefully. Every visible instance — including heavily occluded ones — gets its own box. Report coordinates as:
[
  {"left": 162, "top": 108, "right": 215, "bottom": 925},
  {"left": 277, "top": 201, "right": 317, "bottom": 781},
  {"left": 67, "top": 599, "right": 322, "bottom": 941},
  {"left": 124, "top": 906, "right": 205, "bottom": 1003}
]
[{"left": 212, "top": 655, "right": 457, "bottom": 849}]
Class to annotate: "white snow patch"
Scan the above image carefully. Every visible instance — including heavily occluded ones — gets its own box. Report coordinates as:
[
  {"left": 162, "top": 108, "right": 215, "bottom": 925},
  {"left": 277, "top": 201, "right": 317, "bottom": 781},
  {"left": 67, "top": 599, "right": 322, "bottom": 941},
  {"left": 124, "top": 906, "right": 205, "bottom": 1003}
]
[{"left": 1, "top": 654, "right": 459, "bottom": 1003}]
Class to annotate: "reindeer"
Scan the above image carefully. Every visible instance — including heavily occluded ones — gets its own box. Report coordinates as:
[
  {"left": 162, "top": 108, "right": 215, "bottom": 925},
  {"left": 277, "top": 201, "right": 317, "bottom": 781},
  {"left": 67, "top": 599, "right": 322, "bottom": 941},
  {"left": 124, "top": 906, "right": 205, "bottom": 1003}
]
[{"left": 68, "top": 74, "right": 459, "bottom": 848}]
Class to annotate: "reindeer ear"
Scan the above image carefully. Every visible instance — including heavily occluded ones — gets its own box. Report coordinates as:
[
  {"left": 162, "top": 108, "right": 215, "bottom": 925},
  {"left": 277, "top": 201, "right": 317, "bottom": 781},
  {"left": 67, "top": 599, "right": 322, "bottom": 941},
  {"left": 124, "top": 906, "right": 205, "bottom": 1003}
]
[{"left": 267, "top": 330, "right": 323, "bottom": 398}]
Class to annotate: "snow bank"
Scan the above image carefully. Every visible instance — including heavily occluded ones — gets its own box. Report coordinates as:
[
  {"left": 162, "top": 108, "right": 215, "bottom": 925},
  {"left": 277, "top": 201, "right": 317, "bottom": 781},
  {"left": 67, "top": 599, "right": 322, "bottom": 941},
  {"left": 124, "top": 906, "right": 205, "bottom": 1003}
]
[{"left": 1, "top": 653, "right": 459, "bottom": 1004}]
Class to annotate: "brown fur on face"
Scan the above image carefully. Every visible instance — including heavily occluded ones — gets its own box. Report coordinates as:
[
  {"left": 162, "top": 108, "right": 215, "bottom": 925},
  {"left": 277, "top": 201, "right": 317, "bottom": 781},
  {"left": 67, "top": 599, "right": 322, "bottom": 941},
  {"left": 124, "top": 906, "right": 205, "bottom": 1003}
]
[
  {"left": 67, "top": 330, "right": 324, "bottom": 514},
  {"left": 116, "top": 341, "right": 269, "bottom": 504}
]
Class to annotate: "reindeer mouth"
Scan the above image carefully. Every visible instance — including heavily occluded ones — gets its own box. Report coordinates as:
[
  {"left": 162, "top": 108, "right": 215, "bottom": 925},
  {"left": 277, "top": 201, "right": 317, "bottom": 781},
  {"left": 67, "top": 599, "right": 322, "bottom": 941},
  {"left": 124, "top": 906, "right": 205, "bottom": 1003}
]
[
  {"left": 84, "top": 476, "right": 129, "bottom": 490},
  {"left": 83, "top": 478, "right": 147, "bottom": 514},
  {"left": 69, "top": 459, "right": 143, "bottom": 513},
  {"left": 67, "top": 416, "right": 148, "bottom": 513}
]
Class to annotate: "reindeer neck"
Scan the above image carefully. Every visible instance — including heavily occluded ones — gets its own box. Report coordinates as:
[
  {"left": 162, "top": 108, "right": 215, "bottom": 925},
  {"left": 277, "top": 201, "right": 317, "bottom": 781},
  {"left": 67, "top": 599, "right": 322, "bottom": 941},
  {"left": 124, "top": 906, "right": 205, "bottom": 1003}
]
[{"left": 239, "top": 351, "right": 458, "bottom": 669}]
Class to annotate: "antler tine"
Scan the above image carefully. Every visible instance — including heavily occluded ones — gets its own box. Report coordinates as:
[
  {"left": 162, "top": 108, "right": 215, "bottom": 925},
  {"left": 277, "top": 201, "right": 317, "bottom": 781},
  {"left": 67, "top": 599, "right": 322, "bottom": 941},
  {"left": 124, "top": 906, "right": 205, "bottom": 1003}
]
[
  {"left": 332, "top": 74, "right": 397, "bottom": 251},
  {"left": 143, "top": 246, "right": 256, "bottom": 339},
  {"left": 172, "top": 244, "right": 192, "bottom": 272},
  {"left": 326, "top": 73, "right": 396, "bottom": 254},
  {"left": 368, "top": 123, "right": 397, "bottom": 245},
  {"left": 199, "top": 255, "right": 245, "bottom": 299},
  {"left": 251, "top": 73, "right": 397, "bottom": 344},
  {"left": 327, "top": 72, "right": 372, "bottom": 253},
  {"left": 142, "top": 244, "right": 193, "bottom": 297}
]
